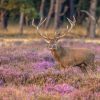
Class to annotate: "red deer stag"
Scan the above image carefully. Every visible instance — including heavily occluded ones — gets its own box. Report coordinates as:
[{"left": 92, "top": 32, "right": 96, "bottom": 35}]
[{"left": 32, "top": 17, "right": 96, "bottom": 74}]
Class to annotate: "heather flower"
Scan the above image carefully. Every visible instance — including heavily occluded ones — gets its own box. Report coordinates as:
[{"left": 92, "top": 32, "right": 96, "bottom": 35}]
[
  {"left": 54, "top": 84, "right": 76, "bottom": 94},
  {"left": 44, "top": 83, "right": 76, "bottom": 94},
  {"left": 0, "top": 39, "right": 99, "bottom": 99},
  {"left": 38, "top": 49, "right": 55, "bottom": 62},
  {"left": 97, "top": 66, "right": 100, "bottom": 72},
  {"left": 0, "top": 56, "right": 11, "bottom": 64},
  {"left": 34, "top": 61, "right": 55, "bottom": 70},
  {"left": 0, "top": 79, "right": 4, "bottom": 86}
]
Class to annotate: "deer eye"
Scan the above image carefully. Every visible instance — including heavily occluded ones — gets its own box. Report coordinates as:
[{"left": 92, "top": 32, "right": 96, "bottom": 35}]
[
  {"left": 53, "top": 44, "right": 57, "bottom": 48},
  {"left": 48, "top": 44, "right": 57, "bottom": 49}
]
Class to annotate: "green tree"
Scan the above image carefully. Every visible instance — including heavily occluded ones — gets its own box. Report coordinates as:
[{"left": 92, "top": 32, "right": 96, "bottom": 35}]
[
  {"left": 9, "top": 0, "right": 37, "bottom": 33},
  {"left": 0, "top": 0, "right": 38, "bottom": 33}
]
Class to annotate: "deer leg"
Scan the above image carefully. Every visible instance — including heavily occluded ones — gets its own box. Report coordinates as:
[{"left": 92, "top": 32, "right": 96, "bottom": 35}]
[
  {"left": 88, "top": 55, "right": 97, "bottom": 72},
  {"left": 79, "top": 63, "right": 88, "bottom": 74},
  {"left": 54, "top": 63, "right": 65, "bottom": 70},
  {"left": 86, "top": 57, "right": 97, "bottom": 72},
  {"left": 75, "top": 63, "right": 88, "bottom": 73},
  {"left": 86, "top": 62, "right": 97, "bottom": 77},
  {"left": 79, "top": 64, "right": 91, "bottom": 77},
  {"left": 89, "top": 62, "right": 97, "bottom": 73}
]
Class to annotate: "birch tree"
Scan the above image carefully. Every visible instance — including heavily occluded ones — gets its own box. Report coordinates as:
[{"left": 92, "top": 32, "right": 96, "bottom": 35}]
[
  {"left": 39, "top": 0, "right": 45, "bottom": 19},
  {"left": 87, "top": 0, "right": 97, "bottom": 38},
  {"left": 54, "top": 0, "right": 61, "bottom": 29},
  {"left": 45, "top": 0, "right": 55, "bottom": 28},
  {"left": 19, "top": 11, "right": 24, "bottom": 34}
]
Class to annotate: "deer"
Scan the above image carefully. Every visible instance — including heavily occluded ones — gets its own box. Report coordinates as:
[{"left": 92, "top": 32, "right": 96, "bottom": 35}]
[{"left": 32, "top": 17, "right": 96, "bottom": 74}]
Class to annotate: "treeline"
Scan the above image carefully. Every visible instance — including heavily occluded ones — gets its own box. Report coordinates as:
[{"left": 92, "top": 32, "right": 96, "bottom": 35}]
[{"left": 0, "top": 0, "right": 100, "bottom": 38}]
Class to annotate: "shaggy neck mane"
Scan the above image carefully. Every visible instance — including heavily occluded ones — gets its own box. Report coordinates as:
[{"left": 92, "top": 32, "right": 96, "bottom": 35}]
[
  {"left": 57, "top": 45, "right": 67, "bottom": 57},
  {"left": 50, "top": 45, "right": 66, "bottom": 68}
]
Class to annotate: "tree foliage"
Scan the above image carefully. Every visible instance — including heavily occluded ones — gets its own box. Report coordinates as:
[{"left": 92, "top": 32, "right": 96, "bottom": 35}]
[
  {"left": 0, "top": 0, "right": 100, "bottom": 23},
  {"left": 0, "top": 0, "right": 100, "bottom": 37}
]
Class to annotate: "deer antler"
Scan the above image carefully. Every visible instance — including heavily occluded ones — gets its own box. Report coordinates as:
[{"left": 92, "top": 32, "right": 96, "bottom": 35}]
[
  {"left": 67, "top": 16, "right": 76, "bottom": 32},
  {"left": 32, "top": 17, "right": 50, "bottom": 41},
  {"left": 32, "top": 16, "right": 76, "bottom": 43},
  {"left": 55, "top": 16, "right": 76, "bottom": 39}
]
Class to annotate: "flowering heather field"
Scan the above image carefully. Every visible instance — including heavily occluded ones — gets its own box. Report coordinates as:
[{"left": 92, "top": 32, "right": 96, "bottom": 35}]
[{"left": 0, "top": 39, "right": 100, "bottom": 100}]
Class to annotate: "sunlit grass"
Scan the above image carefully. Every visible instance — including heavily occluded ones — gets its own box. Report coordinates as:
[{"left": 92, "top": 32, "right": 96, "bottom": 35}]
[{"left": 0, "top": 24, "right": 100, "bottom": 39}]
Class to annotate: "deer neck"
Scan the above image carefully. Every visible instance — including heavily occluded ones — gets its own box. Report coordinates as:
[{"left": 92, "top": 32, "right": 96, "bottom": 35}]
[
  {"left": 50, "top": 45, "right": 66, "bottom": 68},
  {"left": 52, "top": 45, "right": 66, "bottom": 57}
]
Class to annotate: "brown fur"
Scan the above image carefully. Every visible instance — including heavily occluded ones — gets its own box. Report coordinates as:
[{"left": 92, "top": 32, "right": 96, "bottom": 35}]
[{"left": 50, "top": 44, "right": 96, "bottom": 73}]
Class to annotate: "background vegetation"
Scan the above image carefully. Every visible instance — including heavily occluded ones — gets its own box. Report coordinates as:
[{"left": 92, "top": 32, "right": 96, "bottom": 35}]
[{"left": 0, "top": 0, "right": 100, "bottom": 38}]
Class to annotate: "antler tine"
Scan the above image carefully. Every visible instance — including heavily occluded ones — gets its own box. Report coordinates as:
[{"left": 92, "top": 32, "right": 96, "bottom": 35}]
[
  {"left": 38, "top": 17, "right": 47, "bottom": 27},
  {"left": 67, "top": 16, "right": 76, "bottom": 32},
  {"left": 38, "top": 17, "right": 43, "bottom": 26},
  {"left": 53, "top": 16, "right": 76, "bottom": 40},
  {"left": 81, "top": 10, "right": 95, "bottom": 21},
  {"left": 73, "top": 16, "right": 76, "bottom": 25},
  {"left": 54, "top": 28, "right": 66, "bottom": 40},
  {"left": 32, "top": 17, "right": 50, "bottom": 40}
]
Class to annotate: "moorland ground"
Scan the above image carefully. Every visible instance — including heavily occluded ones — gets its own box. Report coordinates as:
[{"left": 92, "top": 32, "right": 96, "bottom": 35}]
[{"left": 0, "top": 37, "right": 100, "bottom": 100}]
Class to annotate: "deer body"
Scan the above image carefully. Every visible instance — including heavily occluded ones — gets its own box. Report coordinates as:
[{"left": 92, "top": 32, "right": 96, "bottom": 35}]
[{"left": 50, "top": 44, "right": 95, "bottom": 72}]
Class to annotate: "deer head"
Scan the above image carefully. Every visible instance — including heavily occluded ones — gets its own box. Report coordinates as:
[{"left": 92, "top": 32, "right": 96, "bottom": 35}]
[{"left": 32, "top": 16, "right": 76, "bottom": 51}]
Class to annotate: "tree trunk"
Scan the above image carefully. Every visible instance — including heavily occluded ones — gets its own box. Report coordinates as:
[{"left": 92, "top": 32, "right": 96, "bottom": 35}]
[
  {"left": 19, "top": 12, "right": 24, "bottom": 34},
  {"left": 76, "top": 0, "right": 83, "bottom": 24},
  {"left": 0, "top": 0, "right": 4, "bottom": 5},
  {"left": 45, "top": 0, "right": 55, "bottom": 28},
  {"left": 69, "top": 0, "right": 74, "bottom": 20},
  {"left": 0, "top": 10, "right": 4, "bottom": 29},
  {"left": 0, "top": 0, "right": 4, "bottom": 29},
  {"left": 25, "top": 16, "right": 29, "bottom": 26},
  {"left": 87, "top": 0, "right": 97, "bottom": 38},
  {"left": 54, "top": 0, "right": 61, "bottom": 29},
  {"left": 40, "top": 0, "right": 45, "bottom": 19}
]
